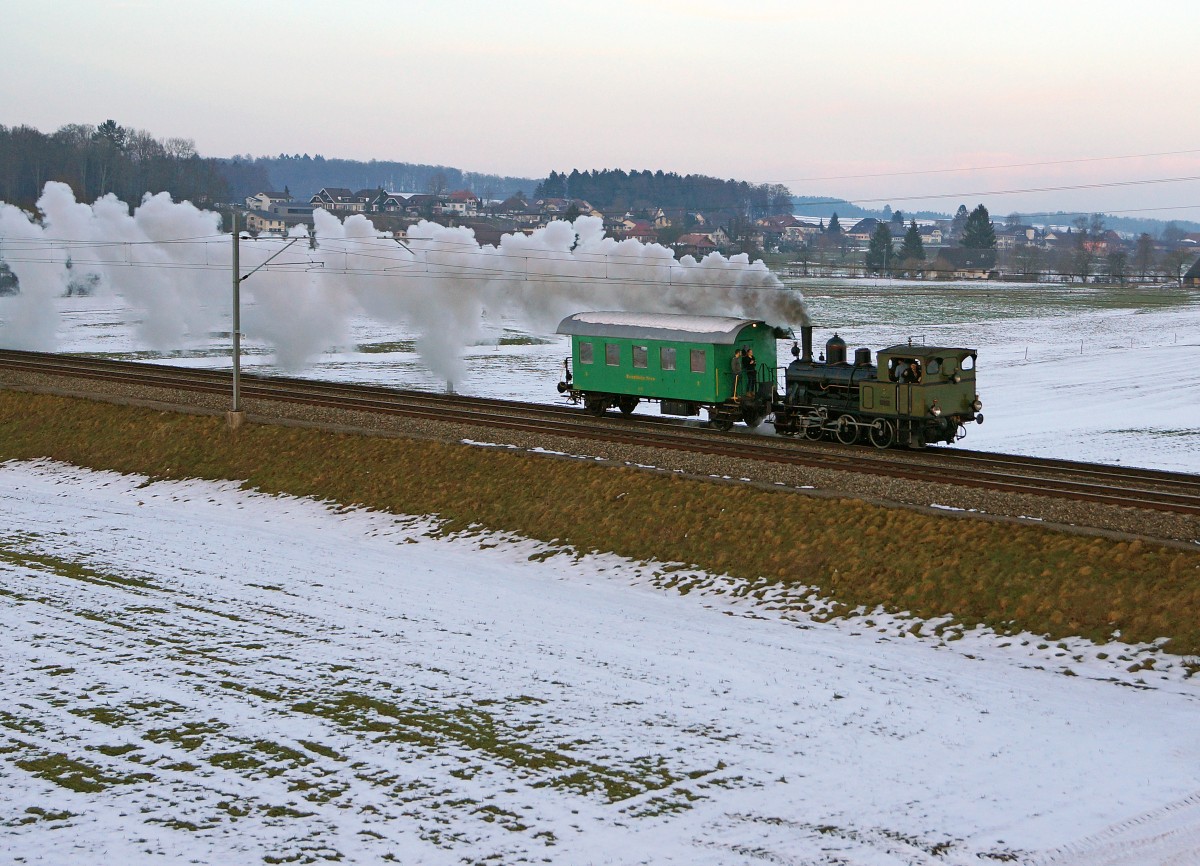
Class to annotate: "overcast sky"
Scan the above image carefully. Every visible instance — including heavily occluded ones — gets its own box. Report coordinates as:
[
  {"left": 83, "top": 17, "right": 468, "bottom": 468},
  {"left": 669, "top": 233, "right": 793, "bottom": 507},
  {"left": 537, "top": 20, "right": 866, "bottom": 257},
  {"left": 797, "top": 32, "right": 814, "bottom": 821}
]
[{"left": 5, "top": 0, "right": 1199, "bottom": 220}]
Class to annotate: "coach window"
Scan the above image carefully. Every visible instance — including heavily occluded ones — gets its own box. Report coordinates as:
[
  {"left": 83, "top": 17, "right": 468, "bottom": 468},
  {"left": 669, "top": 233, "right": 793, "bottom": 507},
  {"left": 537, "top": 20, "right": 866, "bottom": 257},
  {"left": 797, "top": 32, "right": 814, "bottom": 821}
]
[
  {"left": 690, "top": 348, "right": 706, "bottom": 374},
  {"left": 632, "top": 345, "right": 648, "bottom": 369},
  {"left": 660, "top": 346, "right": 676, "bottom": 371},
  {"left": 579, "top": 342, "right": 594, "bottom": 364},
  {"left": 606, "top": 343, "right": 620, "bottom": 366}
]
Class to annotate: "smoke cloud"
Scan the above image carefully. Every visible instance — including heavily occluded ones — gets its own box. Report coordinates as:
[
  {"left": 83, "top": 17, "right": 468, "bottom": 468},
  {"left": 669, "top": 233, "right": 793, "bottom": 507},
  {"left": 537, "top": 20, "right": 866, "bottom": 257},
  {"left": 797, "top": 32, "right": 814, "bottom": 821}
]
[{"left": 0, "top": 183, "right": 809, "bottom": 383}]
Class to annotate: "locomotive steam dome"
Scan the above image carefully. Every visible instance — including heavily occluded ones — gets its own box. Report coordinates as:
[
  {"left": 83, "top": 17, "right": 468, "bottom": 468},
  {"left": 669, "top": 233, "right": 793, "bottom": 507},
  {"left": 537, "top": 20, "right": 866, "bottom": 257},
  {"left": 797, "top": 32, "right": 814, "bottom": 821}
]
[{"left": 826, "top": 333, "right": 847, "bottom": 365}]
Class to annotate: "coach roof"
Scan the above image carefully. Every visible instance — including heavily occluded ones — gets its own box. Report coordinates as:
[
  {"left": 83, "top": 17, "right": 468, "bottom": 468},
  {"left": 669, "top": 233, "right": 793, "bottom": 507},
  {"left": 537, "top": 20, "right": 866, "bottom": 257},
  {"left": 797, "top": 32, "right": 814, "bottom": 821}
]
[{"left": 557, "top": 311, "right": 772, "bottom": 345}]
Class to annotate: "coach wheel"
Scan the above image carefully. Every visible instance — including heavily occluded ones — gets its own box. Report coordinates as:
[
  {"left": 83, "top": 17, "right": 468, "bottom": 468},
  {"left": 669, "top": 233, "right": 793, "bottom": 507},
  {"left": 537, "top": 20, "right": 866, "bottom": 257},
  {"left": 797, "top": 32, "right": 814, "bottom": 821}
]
[
  {"left": 741, "top": 406, "right": 767, "bottom": 429},
  {"left": 868, "top": 418, "right": 895, "bottom": 449},
  {"left": 835, "top": 414, "right": 859, "bottom": 445},
  {"left": 618, "top": 395, "right": 639, "bottom": 415},
  {"left": 585, "top": 396, "right": 608, "bottom": 417}
]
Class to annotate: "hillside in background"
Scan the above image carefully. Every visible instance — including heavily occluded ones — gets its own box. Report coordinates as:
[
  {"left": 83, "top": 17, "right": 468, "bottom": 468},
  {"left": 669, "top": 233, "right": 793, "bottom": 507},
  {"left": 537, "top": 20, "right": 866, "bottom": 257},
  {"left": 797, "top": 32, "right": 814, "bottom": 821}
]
[
  {"left": 235, "top": 154, "right": 536, "bottom": 202},
  {"left": 792, "top": 195, "right": 1200, "bottom": 235}
]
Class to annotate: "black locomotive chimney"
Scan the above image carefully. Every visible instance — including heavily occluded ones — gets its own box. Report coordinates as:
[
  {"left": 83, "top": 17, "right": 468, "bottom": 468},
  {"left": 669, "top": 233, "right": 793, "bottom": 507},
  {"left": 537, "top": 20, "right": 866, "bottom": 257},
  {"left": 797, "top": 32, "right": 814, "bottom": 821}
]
[{"left": 801, "top": 325, "right": 813, "bottom": 362}]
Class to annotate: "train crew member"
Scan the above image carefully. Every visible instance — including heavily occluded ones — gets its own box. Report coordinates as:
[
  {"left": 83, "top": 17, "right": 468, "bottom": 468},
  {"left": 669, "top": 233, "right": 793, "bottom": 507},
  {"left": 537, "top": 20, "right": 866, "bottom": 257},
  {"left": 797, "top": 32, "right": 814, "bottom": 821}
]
[
  {"left": 901, "top": 360, "right": 921, "bottom": 383},
  {"left": 745, "top": 349, "right": 757, "bottom": 392},
  {"left": 731, "top": 348, "right": 744, "bottom": 395}
]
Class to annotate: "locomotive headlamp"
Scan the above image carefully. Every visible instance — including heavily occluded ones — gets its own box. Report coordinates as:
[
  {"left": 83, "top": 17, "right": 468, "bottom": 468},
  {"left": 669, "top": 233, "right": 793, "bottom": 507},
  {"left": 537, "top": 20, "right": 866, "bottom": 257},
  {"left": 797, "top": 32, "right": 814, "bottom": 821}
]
[
  {"left": 952, "top": 374, "right": 961, "bottom": 384},
  {"left": 972, "top": 398, "right": 983, "bottom": 412},
  {"left": 930, "top": 401, "right": 942, "bottom": 417}
]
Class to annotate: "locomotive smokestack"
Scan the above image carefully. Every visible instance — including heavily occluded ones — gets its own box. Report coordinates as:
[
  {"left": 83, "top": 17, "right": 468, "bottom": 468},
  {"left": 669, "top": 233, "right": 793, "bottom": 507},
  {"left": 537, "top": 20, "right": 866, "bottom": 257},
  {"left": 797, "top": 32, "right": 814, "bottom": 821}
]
[{"left": 801, "top": 325, "right": 813, "bottom": 362}]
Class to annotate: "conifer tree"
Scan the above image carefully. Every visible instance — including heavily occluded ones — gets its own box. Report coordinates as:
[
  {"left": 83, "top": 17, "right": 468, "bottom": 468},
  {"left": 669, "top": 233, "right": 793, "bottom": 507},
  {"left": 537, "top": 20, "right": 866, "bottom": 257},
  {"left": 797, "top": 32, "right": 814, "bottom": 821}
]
[
  {"left": 900, "top": 219, "right": 925, "bottom": 263},
  {"left": 865, "top": 223, "right": 894, "bottom": 272},
  {"left": 950, "top": 204, "right": 970, "bottom": 239},
  {"left": 961, "top": 204, "right": 996, "bottom": 248},
  {"left": 961, "top": 204, "right": 997, "bottom": 267}
]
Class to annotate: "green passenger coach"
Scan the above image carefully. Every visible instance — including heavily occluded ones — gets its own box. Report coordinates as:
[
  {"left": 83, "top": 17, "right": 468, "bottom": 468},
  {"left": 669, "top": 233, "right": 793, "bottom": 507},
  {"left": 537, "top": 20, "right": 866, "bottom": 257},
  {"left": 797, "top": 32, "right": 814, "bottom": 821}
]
[{"left": 556, "top": 311, "right": 787, "bottom": 429}]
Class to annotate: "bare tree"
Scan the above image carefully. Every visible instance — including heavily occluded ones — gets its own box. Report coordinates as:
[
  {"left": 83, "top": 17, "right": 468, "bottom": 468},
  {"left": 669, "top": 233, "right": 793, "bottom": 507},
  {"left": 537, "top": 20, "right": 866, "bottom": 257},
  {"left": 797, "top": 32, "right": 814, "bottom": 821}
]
[
  {"left": 163, "top": 137, "right": 197, "bottom": 160},
  {"left": 426, "top": 171, "right": 448, "bottom": 196},
  {"left": 1012, "top": 243, "right": 1043, "bottom": 279},
  {"left": 1106, "top": 251, "right": 1128, "bottom": 284},
  {"left": 1160, "top": 248, "right": 1192, "bottom": 285},
  {"left": 1134, "top": 233, "right": 1155, "bottom": 281},
  {"left": 1070, "top": 216, "right": 1095, "bottom": 282}
]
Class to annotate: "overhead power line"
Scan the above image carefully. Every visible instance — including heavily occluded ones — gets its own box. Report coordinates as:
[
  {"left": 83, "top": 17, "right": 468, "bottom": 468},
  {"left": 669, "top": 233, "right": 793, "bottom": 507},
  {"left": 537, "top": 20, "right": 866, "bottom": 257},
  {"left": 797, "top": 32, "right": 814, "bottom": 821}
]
[
  {"left": 809, "top": 175, "right": 1200, "bottom": 209},
  {"left": 774, "top": 147, "right": 1200, "bottom": 183}
]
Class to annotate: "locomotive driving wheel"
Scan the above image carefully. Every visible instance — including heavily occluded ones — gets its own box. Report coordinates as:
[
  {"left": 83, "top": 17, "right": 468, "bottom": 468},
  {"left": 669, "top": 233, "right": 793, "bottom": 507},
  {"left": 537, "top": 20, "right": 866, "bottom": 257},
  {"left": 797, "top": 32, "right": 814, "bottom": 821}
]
[
  {"left": 868, "top": 418, "right": 895, "bottom": 449},
  {"left": 835, "top": 414, "right": 859, "bottom": 445}
]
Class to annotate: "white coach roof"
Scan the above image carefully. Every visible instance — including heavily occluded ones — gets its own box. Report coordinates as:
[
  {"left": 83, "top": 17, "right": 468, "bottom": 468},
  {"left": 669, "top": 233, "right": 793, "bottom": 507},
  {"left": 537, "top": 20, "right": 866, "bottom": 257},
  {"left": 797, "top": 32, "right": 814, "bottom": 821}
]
[{"left": 557, "top": 311, "right": 768, "bottom": 345}]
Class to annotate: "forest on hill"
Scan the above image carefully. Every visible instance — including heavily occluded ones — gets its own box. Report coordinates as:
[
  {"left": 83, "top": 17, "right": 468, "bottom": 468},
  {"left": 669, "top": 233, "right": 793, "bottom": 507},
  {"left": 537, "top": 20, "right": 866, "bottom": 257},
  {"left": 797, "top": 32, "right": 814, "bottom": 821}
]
[
  {"left": 245, "top": 154, "right": 534, "bottom": 203},
  {"left": 535, "top": 169, "right": 793, "bottom": 218},
  {"left": 0, "top": 121, "right": 264, "bottom": 210}
]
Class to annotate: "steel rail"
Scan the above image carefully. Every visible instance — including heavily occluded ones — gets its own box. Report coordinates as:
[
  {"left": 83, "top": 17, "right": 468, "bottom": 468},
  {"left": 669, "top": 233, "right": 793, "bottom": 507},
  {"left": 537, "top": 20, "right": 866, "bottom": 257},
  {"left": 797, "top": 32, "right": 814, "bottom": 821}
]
[{"left": 2, "top": 350, "right": 1199, "bottom": 516}]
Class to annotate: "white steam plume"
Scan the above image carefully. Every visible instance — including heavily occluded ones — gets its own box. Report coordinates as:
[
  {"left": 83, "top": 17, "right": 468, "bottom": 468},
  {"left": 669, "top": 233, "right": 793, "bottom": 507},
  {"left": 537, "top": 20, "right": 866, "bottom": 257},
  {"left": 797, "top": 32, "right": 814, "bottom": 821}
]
[{"left": 0, "top": 184, "right": 809, "bottom": 384}]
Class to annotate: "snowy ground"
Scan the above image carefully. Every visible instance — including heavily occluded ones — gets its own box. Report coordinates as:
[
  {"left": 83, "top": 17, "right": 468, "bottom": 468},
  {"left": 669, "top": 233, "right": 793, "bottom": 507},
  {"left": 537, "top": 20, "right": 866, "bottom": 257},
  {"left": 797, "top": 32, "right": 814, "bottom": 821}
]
[
  {"left": 30, "top": 278, "right": 1200, "bottom": 473},
  {"left": 3, "top": 281, "right": 1200, "bottom": 864},
  {"left": 2, "top": 460, "right": 1199, "bottom": 865}
]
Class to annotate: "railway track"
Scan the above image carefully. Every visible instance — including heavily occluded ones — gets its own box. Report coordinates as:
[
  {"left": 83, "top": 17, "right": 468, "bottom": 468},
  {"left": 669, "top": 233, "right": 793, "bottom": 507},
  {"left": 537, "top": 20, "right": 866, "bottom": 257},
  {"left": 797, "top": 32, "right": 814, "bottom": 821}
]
[{"left": 3, "top": 349, "right": 1200, "bottom": 517}]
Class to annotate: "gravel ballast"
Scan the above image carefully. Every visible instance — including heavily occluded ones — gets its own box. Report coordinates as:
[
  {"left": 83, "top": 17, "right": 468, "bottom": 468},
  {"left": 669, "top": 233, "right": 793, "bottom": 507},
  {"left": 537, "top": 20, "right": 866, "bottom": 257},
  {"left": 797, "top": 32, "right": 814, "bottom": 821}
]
[{"left": 4, "top": 369, "right": 1198, "bottom": 550}]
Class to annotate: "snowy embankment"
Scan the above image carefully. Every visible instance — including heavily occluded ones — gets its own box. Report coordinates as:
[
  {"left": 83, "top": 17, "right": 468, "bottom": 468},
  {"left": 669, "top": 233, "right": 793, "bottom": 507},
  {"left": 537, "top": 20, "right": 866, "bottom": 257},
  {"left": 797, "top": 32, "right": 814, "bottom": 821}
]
[{"left": 2, "top": 460, "right": 1198, "bottom": 865}]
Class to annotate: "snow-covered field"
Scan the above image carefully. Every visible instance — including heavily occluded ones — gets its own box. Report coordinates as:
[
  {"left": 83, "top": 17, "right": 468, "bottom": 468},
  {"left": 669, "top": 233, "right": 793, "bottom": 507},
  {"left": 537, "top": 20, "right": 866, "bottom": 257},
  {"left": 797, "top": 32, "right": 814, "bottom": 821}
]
[
  {"left": 2, "top": 460, "right": 1199, "bottom": 865},
  {"left": 3, "top": 281, "right": 1200, "bottom": 864}
]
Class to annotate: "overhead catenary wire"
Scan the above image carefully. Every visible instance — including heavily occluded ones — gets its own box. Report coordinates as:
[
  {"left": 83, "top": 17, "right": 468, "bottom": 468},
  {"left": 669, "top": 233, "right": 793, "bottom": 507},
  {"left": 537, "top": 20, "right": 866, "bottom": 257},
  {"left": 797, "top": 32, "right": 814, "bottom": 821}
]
[{"left": 773, "top": 146, "right": 1200, "bottom": 184}]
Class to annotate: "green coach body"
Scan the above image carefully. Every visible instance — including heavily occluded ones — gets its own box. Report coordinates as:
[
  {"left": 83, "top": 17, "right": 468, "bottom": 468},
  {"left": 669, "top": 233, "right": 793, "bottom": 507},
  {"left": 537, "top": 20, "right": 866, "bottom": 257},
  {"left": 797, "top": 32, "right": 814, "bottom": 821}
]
[{"left": 557, "top": 311, "right": 779, "bottom": 408}]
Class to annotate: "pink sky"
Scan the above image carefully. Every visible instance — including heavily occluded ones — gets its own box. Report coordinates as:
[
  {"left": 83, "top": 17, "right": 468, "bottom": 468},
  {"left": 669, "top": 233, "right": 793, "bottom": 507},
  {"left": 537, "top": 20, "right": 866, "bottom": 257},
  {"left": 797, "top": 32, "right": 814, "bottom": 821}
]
[{"left": 4, "top": 0, "right": 1199, "bottom": 220}]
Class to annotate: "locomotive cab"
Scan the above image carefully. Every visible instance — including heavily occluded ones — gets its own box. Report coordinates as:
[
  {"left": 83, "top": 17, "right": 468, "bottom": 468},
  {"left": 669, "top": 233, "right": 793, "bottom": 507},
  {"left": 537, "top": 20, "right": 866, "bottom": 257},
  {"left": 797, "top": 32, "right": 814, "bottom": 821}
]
[{"left": 868, "top": 345, "right": 983, "bottom": 446}]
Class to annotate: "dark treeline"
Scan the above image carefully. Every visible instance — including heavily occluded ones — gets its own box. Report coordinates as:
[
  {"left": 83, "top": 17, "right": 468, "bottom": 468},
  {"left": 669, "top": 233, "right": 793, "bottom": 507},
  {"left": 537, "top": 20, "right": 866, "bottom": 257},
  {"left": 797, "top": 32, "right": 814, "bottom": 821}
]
[
  {"left": 0, "top": 121, "right": 263, "bottom": 210},
  {"left": 535, "top": 169, "right": 793, "bottom": 218},
  {"left": 0, "top": 121, "right": 534, "bottom": 211},
  {"left": 240, "top": 154, "right": 535, "bottom": 203}
]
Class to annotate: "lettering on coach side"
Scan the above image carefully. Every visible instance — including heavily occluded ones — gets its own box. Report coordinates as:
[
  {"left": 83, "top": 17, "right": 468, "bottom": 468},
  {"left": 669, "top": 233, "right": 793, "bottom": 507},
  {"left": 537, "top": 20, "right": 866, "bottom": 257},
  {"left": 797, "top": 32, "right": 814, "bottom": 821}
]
[{"left": 625, "top": 374, "right": 656, "bottom": 382}]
